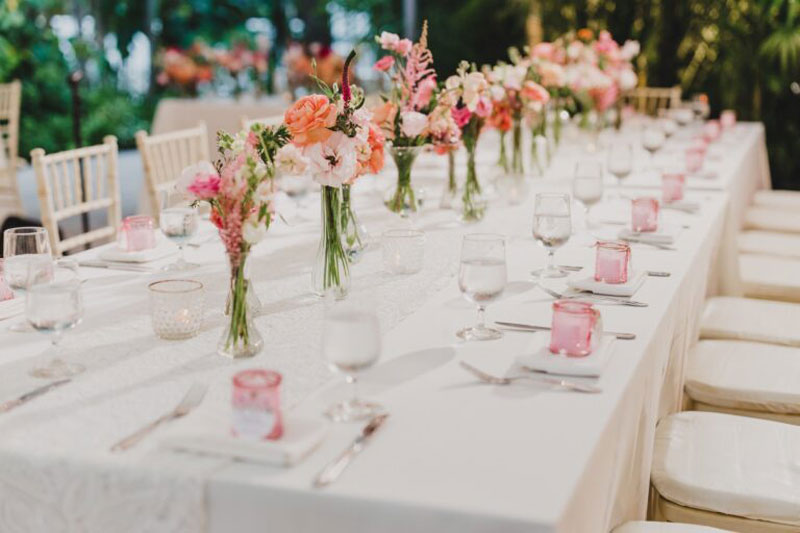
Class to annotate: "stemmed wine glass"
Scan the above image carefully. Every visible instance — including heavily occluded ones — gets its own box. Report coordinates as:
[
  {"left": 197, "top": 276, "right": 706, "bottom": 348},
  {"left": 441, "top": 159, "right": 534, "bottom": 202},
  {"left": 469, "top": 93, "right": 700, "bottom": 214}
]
[
  {"left": 321, "top": 297, "right": 383, "bottom": 422},
  {"left": 572, "top": 161, "right": 604, "bottom": 223},
  {"left": 27, "top": 262, "right": 84, "bottom": 378},
  {"left": 642, "top": 125, "right": 666, "bottom": 173},
  {"left": 3, "top": 227, "right": 53, "bottom": 332},
  {"left": 532, "top": 193, "right": 572, "bottom": 279},
  {"left": 606, "top": 141, "right": 634, "bottom": 192},
  {"left": 456, "top": 234, "right": 507, "bottom": 341},
  {"left": 159, "top": 193, "right": 199, "bottom": 271}
]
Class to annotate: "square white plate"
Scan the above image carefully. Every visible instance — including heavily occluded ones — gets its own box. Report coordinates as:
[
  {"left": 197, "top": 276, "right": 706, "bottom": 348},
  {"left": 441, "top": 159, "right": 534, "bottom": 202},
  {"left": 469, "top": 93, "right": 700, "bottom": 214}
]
[
  {"left": 516, "top": 332, "right": 616, "bottom": 377},
  {"left": 567, "top": 270, "right": 645, "bottom": 297}
]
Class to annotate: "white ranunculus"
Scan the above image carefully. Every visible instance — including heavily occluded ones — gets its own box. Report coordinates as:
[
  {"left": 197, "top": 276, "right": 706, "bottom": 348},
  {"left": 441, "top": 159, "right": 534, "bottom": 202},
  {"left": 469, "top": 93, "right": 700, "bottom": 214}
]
[
  {"left": 305, "top": 132, "right": 358, "bottom": 187},
  {"left": 275, "top": 144, "right": 309, "bottom": 175}
]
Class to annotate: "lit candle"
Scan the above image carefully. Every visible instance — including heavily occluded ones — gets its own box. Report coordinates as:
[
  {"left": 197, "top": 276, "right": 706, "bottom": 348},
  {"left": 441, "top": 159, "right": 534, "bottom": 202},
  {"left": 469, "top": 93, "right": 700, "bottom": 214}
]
[{"left": 232, "top": 369, "right": 284, "bottom": 441}]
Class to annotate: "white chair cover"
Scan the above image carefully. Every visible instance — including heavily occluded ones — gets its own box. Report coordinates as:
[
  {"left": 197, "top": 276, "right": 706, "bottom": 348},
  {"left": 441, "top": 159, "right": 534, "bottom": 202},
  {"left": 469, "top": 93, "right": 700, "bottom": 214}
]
[
  {"left": 744, "top": 207, "right": 800, "bottom": 234},
  {"left": 753, "top": 190, "right": 800, "bottom": 211},
  {"left": 701, "top": 297, "right": 800, "bottom": 347},
  {"left": 739, "top": 230, "right": 800, "bottom": 259},
  {"left": 613, "top": 521, "right": 732, "bottom": 532},
  {"left": 739, "top": 254, "right": 800, "bottom": 302},
  {"left": 652, "top": 411, "right": 800, "bottom": 527}
]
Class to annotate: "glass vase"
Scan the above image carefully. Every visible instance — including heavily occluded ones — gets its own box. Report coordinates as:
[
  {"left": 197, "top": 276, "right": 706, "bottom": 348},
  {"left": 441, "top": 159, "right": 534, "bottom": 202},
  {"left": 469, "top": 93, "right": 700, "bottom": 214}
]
[
  {"left": 497, "top": 131, "right": 509, "bottom": 173},
  {"left": 340, "top": 184, "right": 368, "bottom": 263},
  {"left": 511, "top": 118, "right": 524, "bottom": 174},
  {"left": 218, "top": 253, "right": 263, "bottom": 359},
  {"left": 385, "top": 145, "right": 423, "bottom": 217},
  {"left": 461, "top": 140, "right": 486, "bottom": 222},
  {"left": 312, "top": 186, "right": 350, "bottom": 299},
  {"left": 439, "top": 150, "right": 459, "bottom": 209}
]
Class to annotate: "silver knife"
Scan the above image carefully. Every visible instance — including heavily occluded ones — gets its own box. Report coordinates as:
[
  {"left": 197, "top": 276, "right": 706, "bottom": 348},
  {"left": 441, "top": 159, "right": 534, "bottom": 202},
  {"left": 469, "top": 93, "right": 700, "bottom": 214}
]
[
  {"left": 0, "top": 379, "right": 71, "bottom": 413},
  {"left": 313, "top": 413, "right": 389, "bottom": 488},
  {"left": 495, "top": 320, "right": 636, "bottom": 340},
  {"left": 78, "top": 260, "right": 153, "bottom": 272},
  {"left": 557, "top": 265, "right": 670, "bottom": 277}
]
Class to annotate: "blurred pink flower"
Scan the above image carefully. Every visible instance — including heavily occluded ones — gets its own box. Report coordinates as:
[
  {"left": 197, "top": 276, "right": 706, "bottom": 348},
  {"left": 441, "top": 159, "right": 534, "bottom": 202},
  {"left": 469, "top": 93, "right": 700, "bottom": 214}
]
[
  {"left": 378, "top": 32, "right": 400, "bottom": 50},
  {"left": 374, "top": 56, "right": 395, "bottom": 72},
  {"left": 532, "top": 42, "right": 554, "bottom": 60},
  {"left": 474, "top": 96, "right": 492, "bottom": 118},
  {"left": 415, "top": 76, "right": 437, "bottom": 109},
  {"left": 451, "top": 106, "right": 472, "bottom": 128},
  {"left": 395, "top": 39, "right": 413, "bottom": 55},
  {"left": 177, "top": 161, "right": 220, "bottom": 200}
]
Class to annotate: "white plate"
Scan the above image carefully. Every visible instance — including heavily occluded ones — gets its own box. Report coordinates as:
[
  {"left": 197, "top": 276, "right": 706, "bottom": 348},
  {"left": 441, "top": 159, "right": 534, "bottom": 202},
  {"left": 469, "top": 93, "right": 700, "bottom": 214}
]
[
  {"left": 618, "top": 225, "right": 680, "bottom": 245},
  {"left": 567, "top": 270, "right": 645, "bottom": 297},
  {"left": 516, "top": 332, "right": 616, "bottom": 378}
]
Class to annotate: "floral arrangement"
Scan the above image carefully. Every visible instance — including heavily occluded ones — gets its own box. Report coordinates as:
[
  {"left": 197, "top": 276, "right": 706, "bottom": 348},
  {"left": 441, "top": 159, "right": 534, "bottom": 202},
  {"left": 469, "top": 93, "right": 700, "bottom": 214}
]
[
  {"left": 278, "top": 50, "right": 385, "bottom": 297},
  {"left": 178, "top": 123, "right": 291, "bottom": 358}
]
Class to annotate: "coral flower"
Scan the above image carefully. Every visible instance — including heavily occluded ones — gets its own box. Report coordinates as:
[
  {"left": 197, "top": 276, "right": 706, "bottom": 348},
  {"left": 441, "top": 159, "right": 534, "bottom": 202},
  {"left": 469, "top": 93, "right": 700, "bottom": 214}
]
[
  {"left": 284, "top": 94, "right": 337, "bottom": 146},
  {"left": 374, "top": 56, "right": 395, "bottom": 72}
]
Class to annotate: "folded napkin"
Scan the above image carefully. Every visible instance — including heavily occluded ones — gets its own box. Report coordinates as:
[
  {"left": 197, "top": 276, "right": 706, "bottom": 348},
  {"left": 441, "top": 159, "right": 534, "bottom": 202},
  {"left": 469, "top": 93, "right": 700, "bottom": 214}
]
[
  {"left": 161, "top": 416, "right": 328, "bottom": 467},
  {"left": 618, "top": 225, "right": 680, "bottom": 245},
  {"left": 0, "top": 297, "right": 24, "bottom": 322},
  {"left": 688, "top": 170, "right": 718, "bottom": 181},
  {"left": 98, "top": 237, "right": 177, "bottom": 263},
  {"left": 567, "top": 270, "right": 645, "bottom": 297},
  {"left": 517, "top": 332, "right": 616, "bottom": 377},
  {"left": 663, "top": 200, "right": 702, "bottom": 214}
]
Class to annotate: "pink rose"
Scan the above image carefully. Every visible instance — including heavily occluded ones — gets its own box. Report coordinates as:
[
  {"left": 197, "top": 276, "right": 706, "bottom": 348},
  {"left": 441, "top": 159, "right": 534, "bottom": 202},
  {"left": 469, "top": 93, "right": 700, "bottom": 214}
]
[
  {"left": 451, "top": 106, "right": 472, "bottom": 128},
  {"left": 374, "top": 56, "right": 395, "bottom": 72},
  {"left": 284, "top": 94, "right": 337, "bottom": 147},
  {"left": 394, "top": 39, "right": 413, "bottom": 55}
]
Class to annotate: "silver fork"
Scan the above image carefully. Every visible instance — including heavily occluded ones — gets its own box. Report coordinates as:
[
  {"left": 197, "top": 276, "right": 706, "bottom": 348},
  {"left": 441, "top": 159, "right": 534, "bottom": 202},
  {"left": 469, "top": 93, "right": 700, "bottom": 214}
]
[
  {"left": 536, "top": 284, "right": 648, "bottom": 308},
  {"left": 460, "top": 362, "right": 601, "bottom": 393},
  {"left": 111, "top": 383, "right": 207, "bottom": 452}
]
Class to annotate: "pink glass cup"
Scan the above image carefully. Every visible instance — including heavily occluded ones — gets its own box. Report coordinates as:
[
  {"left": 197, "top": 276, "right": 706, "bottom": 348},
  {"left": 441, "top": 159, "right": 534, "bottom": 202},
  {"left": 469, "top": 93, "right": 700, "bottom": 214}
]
[
  {"left": 0, "top": 260, "right": 14, "bottom": 302},
  {"left": 594, "top": 241, "right": 631, "bottom": 284},
  {"left": 631, "top": 197, "right": 659, "bottom": 232},
  {"left": 232, "top": 369, "right": 284, "bottom": 441},
  {"left": 720, "top": 110, "right": 736, "bottom": 130},
  {"left": 549, "top": 300, "right": 603, "bottom": 357},
  {"left": 119, "top": 215, "right": 157, "bottom": 252},
  {"left": 702, "top": 120, "right": 721, "bottom": 143},
  {"left": 662, "top": 172, "right": 686, "bottom": 203},
  {"left": 685, "top": 146, "right": 705, "bottom": 173}
]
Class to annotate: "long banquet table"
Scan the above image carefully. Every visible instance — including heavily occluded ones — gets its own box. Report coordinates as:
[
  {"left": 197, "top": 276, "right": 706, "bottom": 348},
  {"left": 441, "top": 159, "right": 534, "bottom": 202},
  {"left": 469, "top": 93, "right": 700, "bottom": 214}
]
[{"left": 0, "top": 122, "right": 769, "bottom": 532}]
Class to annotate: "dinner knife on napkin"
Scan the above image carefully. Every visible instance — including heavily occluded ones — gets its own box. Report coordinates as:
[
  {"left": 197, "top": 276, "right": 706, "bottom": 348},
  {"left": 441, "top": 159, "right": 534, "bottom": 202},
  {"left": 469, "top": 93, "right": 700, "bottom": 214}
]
[
  {"left": 313, "top": 413, "right": 389, "bottom": 488},
  {"left": 0, "top": 379, "right": 71, "bottom": 413},
  {"left": 78, "top": 260, "right": 153, "bottom": 272}
]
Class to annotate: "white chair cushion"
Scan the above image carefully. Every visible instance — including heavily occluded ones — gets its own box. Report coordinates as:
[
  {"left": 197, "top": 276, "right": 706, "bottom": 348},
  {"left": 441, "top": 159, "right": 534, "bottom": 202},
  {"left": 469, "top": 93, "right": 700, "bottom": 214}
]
[
  {"left": 652, "top": 411, "right": 800, "bottom": 527},
  {"left": 686, "top": 340, "right": 800, "bottom": 414},
  {"left": 744, "top": 207, "right": 800, "bottom": 234},
  {"left": 753, "top": 190, "right": 800, "bottom": 211},
  {"left": 739, "top": 254, "right": 800, "bottom": 303},
  {"left": 738, "top": 230, "right": 800, "bottom": 259},
  {"left": 613, "top": 521, "right": 731, "bottom": 533},
  {"left": 701, "top": 297, "right": 800, "bottom": 347}
]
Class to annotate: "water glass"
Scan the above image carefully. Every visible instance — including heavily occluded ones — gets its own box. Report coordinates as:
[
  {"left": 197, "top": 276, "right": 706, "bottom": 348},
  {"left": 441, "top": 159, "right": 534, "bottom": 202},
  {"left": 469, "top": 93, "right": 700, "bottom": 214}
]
[
  {"left": 607, "top": 141, "right": 634, "bottom": 186},
  {"left": 659, "top": 117, "right": 678, "bottom": 138},
  {"left": 148, "top": 279, "right": 204, "bottom": 340},
  {"left": 549, "top": 300, "right": 603, "bottom": 357},
  {"left": 685, "top": 146, "right": 706, "bottom": 174},
  {"left": 662, "top": 172, "right": 686, "bottom": 203},
  {"left": 720, "top": 110, "right": 737, "bottom": 130},
  {"left": 532, "top": 193, "right": 572, "bottom": 279},
  {"left": 631, "top": 197, "right": 660, "bottom": 233},
  {"left": 159, "top": 206, "right": 199, "bottom": 271},
  {"left": 594, "top": 241, "right": 631, "bottom": 284},
  {"left": 703, "top": 120, "right": 721, "bottom": 143},
  {"left": 457, "top": 234, "right": 507, "bottom": 341},
  {"left": 119, "top": 215, "right": 157, "bottom": 252},
  {"left": 322, "top": 297, "right": 382, "bottom": 422},
  {"left": 382, "top": 229, "right": 425, "bottom": 274},
  {"left": 572, "top": 161, "right": 604, "bottom": 214},
  {"left": 232, "top": 369, "right": 284, "bottom": 441},
  {"left": 3, "top": 227, "right": 51, "bottom": 289},
  {"left": 642, "top": 126, "right": 666, "bottom": 159}
]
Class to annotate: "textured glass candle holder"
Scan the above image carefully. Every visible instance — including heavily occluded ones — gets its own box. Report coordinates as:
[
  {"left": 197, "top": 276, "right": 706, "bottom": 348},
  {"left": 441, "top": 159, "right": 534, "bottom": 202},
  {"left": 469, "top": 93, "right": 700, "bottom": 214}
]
[
  {"left": 381, "top": 229, "right": 425, "bottom": 275},
  {"left": 148, "top": 279, "right": 204, "bottom": 340},
  {"left": 594, "top": 241, "right": 631, "bottom": 284},
  {"left": 662, "top": 172, "right": 686, "bottom": 203},
  {"left": 703, "top": 120, "right": 721, "bottom": 143},
  {"left": 119, "top": 215, "right": 157, "bottom": 252},
  {"left": 232, "top": 369, "right": 284, "bottom": 441},
  {"left": 549, "top": 300, "right": 602, "bottom": 357},
  {"left": 685, "top": 146, "right": 705, "bottom": 174},
  {"left": 631, "top": 197, "right": 659, "bottom": 233}
]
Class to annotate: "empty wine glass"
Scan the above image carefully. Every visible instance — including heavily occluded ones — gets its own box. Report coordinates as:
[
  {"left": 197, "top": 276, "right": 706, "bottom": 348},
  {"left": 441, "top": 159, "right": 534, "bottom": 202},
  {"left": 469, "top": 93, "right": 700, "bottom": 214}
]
[
  {"left": 322, "top": 297, "right": 383, "bottom": 422},
  {"left": 532, "top": 193, "right": 572, "bottom": 279},
  {"left": 572, "top": 161, "right": 604, "bottom": 218},
  {"left": 642, "top": 126, "right": 666, "bottom": 172},
  {"left": 159, "top": 199, "right": 199, "bottom": 271},
  {"left": 27, "top": 264, "right": 84, "bottom": 378},
  {"left": 607, "top": 141, "right": 634, "bottom": 190},
  {"left": 457, "top": 233, "right": 507, "bottom": 341}
]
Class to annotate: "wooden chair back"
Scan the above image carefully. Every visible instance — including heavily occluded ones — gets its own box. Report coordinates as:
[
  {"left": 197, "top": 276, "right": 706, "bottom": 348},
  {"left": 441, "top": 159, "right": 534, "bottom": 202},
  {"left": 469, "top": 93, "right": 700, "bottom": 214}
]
[{"left": 622, "top": 86, "right": 682, "bottom": 116}]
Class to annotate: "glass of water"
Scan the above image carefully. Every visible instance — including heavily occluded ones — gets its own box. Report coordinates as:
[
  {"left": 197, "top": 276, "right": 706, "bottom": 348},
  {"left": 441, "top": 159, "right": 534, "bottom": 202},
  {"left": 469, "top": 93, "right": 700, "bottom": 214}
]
[
  {"left": 606, "top": 141, "right": 634, "bottom": 189},
  {"left": 572, "top": 161, "right": 604, "bottom": 217},
  {"left": 27, "top": 264, "right": 84, "bottom": 378},
  {"left": 457, "top": 233, "right": 507, "bottom": 341},
  {"left": 160, "top": 203, "right": 199, "bottom": 271},
  {"left": 3, "top": 227, "right": 51, "bottom": 290},
  {"left": 532, "top": 193, "right": 572, "bottom": 279},
  {"left": 322, "top": 297, "right": 383, "bottom": 422}
]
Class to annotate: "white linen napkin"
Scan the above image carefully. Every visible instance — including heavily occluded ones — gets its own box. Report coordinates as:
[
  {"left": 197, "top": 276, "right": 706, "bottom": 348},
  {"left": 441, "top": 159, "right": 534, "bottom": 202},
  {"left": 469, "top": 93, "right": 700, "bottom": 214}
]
[
  {"left": 160, "top": 416, "right": 328, "bottom": 467},
  {"left": 98, "top": 238, "right": 177, "bottom": 263},
  {"left": 516, "top": 332, "right": 616, "bottom": 378},
  {"left": 567, "top": 270, "right": 645, "bottom": 297},
  {"left": 662, "top": 200, "right": 702, "bottom": 213},
  {"left": 618, "top": 224, "right": 680, "bottom": 245}
]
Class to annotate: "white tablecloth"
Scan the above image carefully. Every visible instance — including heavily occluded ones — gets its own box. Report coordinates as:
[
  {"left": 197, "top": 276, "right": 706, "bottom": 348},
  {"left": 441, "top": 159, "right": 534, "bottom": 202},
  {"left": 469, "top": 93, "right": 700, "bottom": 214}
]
[{"left": 0, "top": 122, "right": 767, "bottom": 533}]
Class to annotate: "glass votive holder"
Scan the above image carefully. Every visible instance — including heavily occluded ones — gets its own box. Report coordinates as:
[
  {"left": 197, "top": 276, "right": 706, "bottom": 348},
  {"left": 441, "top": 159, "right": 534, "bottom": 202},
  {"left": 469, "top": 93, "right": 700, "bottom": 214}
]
[
  {"left": 0, "top": 260, "right": 14, "bottom": 301},
  {"left": 631, "top": 197, "right": 659, "bottom": 232},
  {"left": 382, "top": 229, "right": 425, "bottom": 274},
  {"left": 720, "top": 109, "right": 737, "bottom": 130},
  {"left": 232, "top": 369, "right": 284, "bottom": 441},
  {"left": 594, "top": 241, "right": 631, "bottom": 284},
  {"left": 119, "top": 215, "right": 157, "bottom": 252},
  {"left": 685, "top": 146, "right": 705, "bottom": 173},
  {"left": 549, "top": 300, "right": 603, "bottom": 357},
  {"left": 148, "top": 279, "right": 204, "bottom": 340},
  {"left": 662, "top": 172, "right": 686, "bottom": 203},
  {"left": 703, "top": 120, "right": 721, "bottom": 143}
]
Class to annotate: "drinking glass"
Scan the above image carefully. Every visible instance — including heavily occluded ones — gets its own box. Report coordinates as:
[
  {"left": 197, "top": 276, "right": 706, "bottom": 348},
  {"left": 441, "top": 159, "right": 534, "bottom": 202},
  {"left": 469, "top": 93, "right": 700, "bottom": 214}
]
[
  {"left": 148, "top": 279, "right": 205, "bottom": 340},
  {"left": 572, "top": 161, "right": 604, "bottom": 216},
  {"left": 322, "top": 297, "right": 383, "bottom": 422},
  {"left": 642, "top": 126, "right": 666, "bottom": 169},
  {"left": 532, "top": 193, "right": 572, "bottom": 279},
  {"left": 456, "top": 234, "right": 507, "bottom": 341},
  {"left": 3, "top": 227, "right": 51, "bottom": 289},
  {"left": 606, "top": 141, "right": 634, "bottom": 191},
  {"left": 662, "top": 172, "right": 686, "bottom": 203},
  {"left": 159, "top": 204, "right": 199, "bottom": 271},
  {"left": 27, "top": 264, "right": 84, "bottom": 378},
  {"left": 595, "top": 241, "right": 631, "bottom": 284},
  {"left": 382, "top": 229, "right": 425, "bottom": 274},
  {"left": 631, "top": 197, "right": 660, "bottom": 232},
  {"left": 549, "top": 300, "right": 603, "bottom": 357}
]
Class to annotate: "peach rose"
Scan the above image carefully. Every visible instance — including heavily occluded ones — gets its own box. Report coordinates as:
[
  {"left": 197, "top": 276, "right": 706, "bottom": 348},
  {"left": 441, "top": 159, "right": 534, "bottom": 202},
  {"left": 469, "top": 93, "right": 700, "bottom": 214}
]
[
  {"left": 367, "top": 124, "right": 385, "bottom": 174},
  {"left": 284, "top": 94, "right": 337, "bottom": 147},
  {"left": 371, "top": 100, "right": 398, "bottom": 139}
]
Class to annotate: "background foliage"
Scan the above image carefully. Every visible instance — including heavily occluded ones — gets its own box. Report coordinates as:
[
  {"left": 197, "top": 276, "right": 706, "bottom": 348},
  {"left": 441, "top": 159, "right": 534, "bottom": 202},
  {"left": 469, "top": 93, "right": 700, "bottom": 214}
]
[{"left": 1, "top": 0, "right": 799, "bottom": 188}]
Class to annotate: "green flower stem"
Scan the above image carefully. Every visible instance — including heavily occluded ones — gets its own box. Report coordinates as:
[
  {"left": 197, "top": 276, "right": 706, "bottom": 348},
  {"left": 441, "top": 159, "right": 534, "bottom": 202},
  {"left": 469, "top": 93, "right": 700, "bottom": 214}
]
[
  {"left": 340, "top": 184, "right": 362, "bottom": 254},
  {"left": 511, "top": 118, "right": 524, "bottom": 174},
  {"left": 386, "top": 148, "right": 418, "bottom": 215},
  {"left": 462, "top": 139, "right": 485, "bottom": 221},
  {"left": 497, "top": 130, "right": 509, "bottom": 173},
  {"left": 322, "top": 186, "right": 349, "bottom": 293},
  {"left": 447, "top": 151, "right": 457, "bottom": 193},
  {"left": 224, "top": 255, "right": 250, "bottom": 352}
]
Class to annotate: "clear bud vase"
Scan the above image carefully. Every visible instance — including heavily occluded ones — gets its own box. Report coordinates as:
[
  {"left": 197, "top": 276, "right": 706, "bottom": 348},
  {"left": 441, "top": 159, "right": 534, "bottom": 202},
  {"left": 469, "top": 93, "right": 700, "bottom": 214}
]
[
  {"left": 497, "top": 131, "right": 509, "bottom": 173},
  {"left": 218, "top": 253, "right": 264, "bottom": 359},
  {"left": 340, "top": 184, "right": 368, "bottom": 263},
  {"left": 511, "top": 118, "right": 524, "bottom": 174},
  {"left": 385, "top": 146, "right": 422, "bottom": 217},
  {"left": 439, "top": 150, "right": 459, "bottom": 209},
  {"left": 530, "top": 124, "right": 544, "bottom": 177},
  {"left": 312, "top": 186, "right": 350, "bottom": 299},
  {"left": 461, "top": 138, "right": 486, "bottom": 222}
]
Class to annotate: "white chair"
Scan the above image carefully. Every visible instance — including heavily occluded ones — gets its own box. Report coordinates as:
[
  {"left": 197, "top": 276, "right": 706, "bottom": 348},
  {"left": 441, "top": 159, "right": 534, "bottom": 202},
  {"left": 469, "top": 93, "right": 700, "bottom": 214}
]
[
  {"left": 240, "top": 114, "right": 283, "bottom": 131},
  {"left": 613, "top": 521, "right": 732, "bottom": 532},
  {"left": 621, "top": 86, "right": 682, "bottom": 116},
  {"left": 135, "top": 122, "right": 209, "bottom": 217},
  {"left": 651, "top": 411, "right": 800, "bottom": 532},
  {"left": 686, "top": 340, "right": 800, "bottom": 424},
  {"left": 700, "top": 296, "right": 800, "bottom": 347},
  {"left": 738, "top": 231, "right": 800, "bottom": 259},
  {"left": 752, "top": 189, "right": 800, "bottom": 211},
  {"left": 744, "top": 206, "right": 800, "bottom": 234},
  {"left": 31, "top": 136, "right": 120, "bottom": 256},
  {"left": 738, "top": 254, "right": 800, "bottom": 303},
  {"left": 0, "top": 80, "right": 22, "bottom": 215}
]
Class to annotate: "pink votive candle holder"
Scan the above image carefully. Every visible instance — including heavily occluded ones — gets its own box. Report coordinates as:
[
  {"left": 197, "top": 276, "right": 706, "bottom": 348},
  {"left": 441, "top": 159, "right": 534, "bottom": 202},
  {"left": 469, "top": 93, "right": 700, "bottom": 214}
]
[
  {"left": 549, "top": 300, "right": 603, "bottom": 357},
  {"left": 594, "top": 241, "right": 631, "bottom": 284},
  {"left": 631, "top": 197, "right": 659, "bottom": 233},
  {"left": 686, "top": 146, "right": 705, "bottom": 173},
  {"left": 720, "top": 110, "right": 736, "bottom": 130},
  {"left": 662, "top": 172, "right": 686, "bottom": 203},
  {"left": 703, "top": 120, "right": 721, "bottom": 143},
  {"left": 232, "top": 369, "right": 284, "bottom": 441},
  {"left": 0, "top": 260, "right": 14, "bottom": 302},
  {"left": 119, "top": 215, "right": 157, "bottom": 252}
]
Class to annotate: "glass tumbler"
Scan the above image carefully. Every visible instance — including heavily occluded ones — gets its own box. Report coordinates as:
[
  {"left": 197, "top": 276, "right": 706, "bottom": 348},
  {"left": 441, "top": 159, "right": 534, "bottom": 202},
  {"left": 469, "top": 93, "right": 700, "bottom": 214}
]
[
  {"left": 381, "top": 229, "right": 425, "bottom": 274},
  {"left": 631, "top": 197, "right": 659, "bottom": 233},
  {"left": 549, "top": 300, "right": 603, "bottom": 357},
  {"left": 148, "top": 279, "right": 205, "bottom": 340},
  {"left": 594, "top": 241, "right": 631, "bottom": 284}
]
